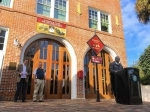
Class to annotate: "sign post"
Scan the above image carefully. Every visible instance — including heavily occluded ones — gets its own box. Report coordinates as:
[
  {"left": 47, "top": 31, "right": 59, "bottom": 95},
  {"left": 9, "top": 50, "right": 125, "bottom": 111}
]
[{"left": 87, "top": 30, "right": 104, "bottom": 102}]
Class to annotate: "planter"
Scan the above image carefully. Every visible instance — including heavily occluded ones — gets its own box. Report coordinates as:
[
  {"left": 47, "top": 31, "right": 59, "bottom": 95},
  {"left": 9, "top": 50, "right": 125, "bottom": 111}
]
[
  {"left": 141, "top": 85, "right": 150, "bottom": 102},
  {"left": 101, "top": 26, "right": 108, "bottom": 32}
]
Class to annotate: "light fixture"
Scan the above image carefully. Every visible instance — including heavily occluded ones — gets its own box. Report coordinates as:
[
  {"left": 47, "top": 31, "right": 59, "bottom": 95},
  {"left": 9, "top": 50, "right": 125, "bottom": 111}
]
[{"left": 14, "top": 39, "right": 22, "bottom": 48}]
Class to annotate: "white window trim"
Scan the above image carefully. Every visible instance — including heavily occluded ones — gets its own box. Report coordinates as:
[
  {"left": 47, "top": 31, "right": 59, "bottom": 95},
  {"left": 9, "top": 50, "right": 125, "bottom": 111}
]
[
  {"left": 10, "top": 0, "right": 14, "bottom": 8},
  {"left": 0, "top": 55, "right": 4, "bottom": 84},
  {"left": 36, "top": 0, "right": 69, "bottom": 22},
  {"left": 0, "top": 27, "right": 9, "bottom": 54},
  {"left": 97, "top": 11, "right": 101, "bottom": 31},
  {"left": 66, "top": 0, "right": 69, "bottom": 22},
  {"left": 108, "top": 15, "right": 112, "bottom": 34},
  {"left": 0, "top": 27, "right": 9, "bottom": 84},
  {"left": 0, "top": 0, "right": 14, "bottom": 8},
  {"left": 50, "top": 0, "right": 55, "bottom": 18},
  {"left": 88, "top": 8, "right": 112, "bottom": 34}
]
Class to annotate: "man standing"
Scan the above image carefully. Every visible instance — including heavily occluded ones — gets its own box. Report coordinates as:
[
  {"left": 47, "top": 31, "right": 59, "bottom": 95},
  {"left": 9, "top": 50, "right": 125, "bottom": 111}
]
[
  {"left": 33, "top": 62, "right": 46, "bottom": 102},
  {"left": 14, "top": 59, "right": 31, "bottom": 102},
  {"left": 109, "top": 56, "right": 123, "bottom": 101}
]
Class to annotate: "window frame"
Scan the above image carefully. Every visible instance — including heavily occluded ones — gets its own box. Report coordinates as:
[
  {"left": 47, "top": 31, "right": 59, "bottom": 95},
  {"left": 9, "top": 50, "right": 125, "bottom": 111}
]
[
  {"left": 0, "top": 27, "right": 9, "bottom": 54},
  {"left": 36, "top": 0, "right": 69, "bottom": 22},
  {"left": 54, "top": 0, "right": 67, "bottom": 21},
  {"left": 0, "top": 30, "right": 6, "bottom": 51},
  {"left": 88, "top": 8, "right": 112, "bottom": 34},
  {"left": 0, "top": 27, "right": 9, "bottom": 84},
  {"left": 37, "top": 0, "right": 51, "bottom": 17},
  {"left": 0, "top": 0, "right": 14, "bottom": 8}
]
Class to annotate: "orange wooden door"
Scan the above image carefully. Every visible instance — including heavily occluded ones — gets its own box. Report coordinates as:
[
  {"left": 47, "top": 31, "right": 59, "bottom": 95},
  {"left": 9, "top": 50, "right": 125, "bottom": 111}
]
[
  {"left": 84, "top": 50, "right": 113, "bottom": 99},
  {"left": 24, "top": 39, "right": 71, "bottom": 99}
]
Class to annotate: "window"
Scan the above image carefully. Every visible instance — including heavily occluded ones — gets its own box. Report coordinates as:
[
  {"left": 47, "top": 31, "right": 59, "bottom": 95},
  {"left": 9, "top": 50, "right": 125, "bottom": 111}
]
[
  {"left": 37, "top": 0, "right": 51, "bottom": 17},
  {"left": 37, "top": 0, "right": 68, "bottom": 22},
  {"left": 0, "top": 29, "right": 6, "bottom": 50},
  {"left": 100, "top": 13, "right": 109, "bottom": 32},
  {"left": 0, "top": 27, "right": 8, "bottom": 84},
  {"left": 89, "top": 9, "right": 111, "bottom": 33},
  {"left": 0, "top": 0, "right": 12, "bottom": 7},
  {"left": 54, "top": 0, "right": 66, "bottom": 21},
  {"left": 89, "top": 10, "right": 98, "bottom": 29}
]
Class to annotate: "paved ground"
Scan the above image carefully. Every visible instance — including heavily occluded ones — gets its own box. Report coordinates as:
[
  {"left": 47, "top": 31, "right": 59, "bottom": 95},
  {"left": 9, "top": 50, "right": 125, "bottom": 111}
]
[{"left": 0, "top": 99, "right": 150, "bottom": 112}]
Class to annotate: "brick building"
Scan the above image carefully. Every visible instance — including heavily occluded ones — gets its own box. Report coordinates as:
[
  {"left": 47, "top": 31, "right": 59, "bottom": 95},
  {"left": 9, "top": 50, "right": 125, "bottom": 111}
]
[{"left": 0, "top": 0, "right": 127, "bottom": 100}]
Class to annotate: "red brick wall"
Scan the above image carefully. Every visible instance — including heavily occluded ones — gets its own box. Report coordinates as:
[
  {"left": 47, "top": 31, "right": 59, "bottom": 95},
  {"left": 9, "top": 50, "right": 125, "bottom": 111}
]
[{"left": 0, "top": 0, "right": 127, "bottom": 100}]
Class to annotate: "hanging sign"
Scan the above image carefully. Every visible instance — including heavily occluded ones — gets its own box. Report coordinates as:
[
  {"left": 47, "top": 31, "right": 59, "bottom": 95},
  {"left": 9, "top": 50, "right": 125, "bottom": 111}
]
[
  {"left": 91, "top": 56, "right": 102, "bottom": 64},
  {"left": 87, "top": 34, "right": 104, "bottom": 55}
]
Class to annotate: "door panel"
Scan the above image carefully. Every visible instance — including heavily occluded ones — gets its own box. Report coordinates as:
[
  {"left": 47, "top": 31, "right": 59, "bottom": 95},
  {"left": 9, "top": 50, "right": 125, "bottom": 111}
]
[
  {"left": 84, "top": 50, "right": 113, "bottom": 99},
  {"left": 24, "top": 39, "right": 71, "bottom": 99},
  {"left": 62, "top": 49, "right": 71, "bottom": 99}
]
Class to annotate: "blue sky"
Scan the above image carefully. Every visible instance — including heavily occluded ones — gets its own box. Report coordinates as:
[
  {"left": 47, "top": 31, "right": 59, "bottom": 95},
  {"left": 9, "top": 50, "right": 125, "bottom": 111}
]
[{"left": 121, "top": 0, "right": 150, "bottom": 66}]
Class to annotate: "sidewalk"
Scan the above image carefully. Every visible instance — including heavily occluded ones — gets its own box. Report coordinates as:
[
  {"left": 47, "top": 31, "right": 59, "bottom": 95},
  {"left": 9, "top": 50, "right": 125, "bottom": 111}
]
[{"left": 0, "top": 99, "right": 149, "bottom": 112}]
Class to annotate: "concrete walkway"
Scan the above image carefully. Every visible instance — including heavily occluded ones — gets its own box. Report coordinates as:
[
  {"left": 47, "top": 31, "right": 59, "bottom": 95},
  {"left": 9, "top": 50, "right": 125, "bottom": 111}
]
[{"left": 0, "top": 99, "right": 149, "bottom": 112}]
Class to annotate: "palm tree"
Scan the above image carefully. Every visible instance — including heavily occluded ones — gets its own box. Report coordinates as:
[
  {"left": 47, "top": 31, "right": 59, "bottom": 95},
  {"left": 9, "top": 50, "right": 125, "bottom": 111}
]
[{"left": 135, "top": 0, "right": 150, "bottom": 24}]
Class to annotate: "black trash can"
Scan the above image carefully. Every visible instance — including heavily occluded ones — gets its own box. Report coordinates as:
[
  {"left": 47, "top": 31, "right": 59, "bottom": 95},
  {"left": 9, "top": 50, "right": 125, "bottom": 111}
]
[{"left": 115, "top": 67, "right": 142, "bottom": 105}]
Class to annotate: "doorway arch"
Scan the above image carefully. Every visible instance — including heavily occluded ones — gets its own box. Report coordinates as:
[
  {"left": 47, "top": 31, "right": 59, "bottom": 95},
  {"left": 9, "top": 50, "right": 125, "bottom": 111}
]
[
  {"left": 84, "top": 49, "right": 114, "bottom": 99},
  {"left": 20, "top": 34, "right": 77, "bottom": 99}
]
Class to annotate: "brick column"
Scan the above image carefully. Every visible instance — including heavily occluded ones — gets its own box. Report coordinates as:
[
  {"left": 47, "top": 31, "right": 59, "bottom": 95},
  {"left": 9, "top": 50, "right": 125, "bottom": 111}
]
[
  {"left": 0, "top": 69, "right": 17, "bottom": 101},
  {"left": 77, "top": 77, "right": 84, "bottom": 99}
]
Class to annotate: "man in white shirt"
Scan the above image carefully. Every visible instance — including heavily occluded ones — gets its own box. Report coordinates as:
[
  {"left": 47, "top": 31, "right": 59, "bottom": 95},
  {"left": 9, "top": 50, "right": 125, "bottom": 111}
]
[
  {"left": 14, "top": 59, "right": 31, "bottom": 102},
  {"left": 33, "top": 62, "right": 46, "bottom": 102}
]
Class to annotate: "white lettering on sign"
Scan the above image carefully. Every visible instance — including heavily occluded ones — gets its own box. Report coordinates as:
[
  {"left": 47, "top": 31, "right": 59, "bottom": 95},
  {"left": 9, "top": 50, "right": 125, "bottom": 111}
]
[
  {"left": 42, "top": 20, "right": 64, "bottom": 28},
  {"left": 91, "top": 56, "right": 102, "bottom": 64}
]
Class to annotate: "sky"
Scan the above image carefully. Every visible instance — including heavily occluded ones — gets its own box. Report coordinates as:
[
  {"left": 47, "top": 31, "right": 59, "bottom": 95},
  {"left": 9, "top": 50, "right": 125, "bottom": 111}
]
[{"left": 120, "top": 0, "right": 150, "bottom": 66}]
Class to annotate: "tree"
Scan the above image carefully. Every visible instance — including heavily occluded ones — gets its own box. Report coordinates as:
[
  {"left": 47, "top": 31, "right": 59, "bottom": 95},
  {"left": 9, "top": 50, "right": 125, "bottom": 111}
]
[
  {"left": 131, "top": 61, "right": 144, "bottom": 78},
  {"left": 135, "top": 0, "right": 150, "bottom": 24},
  {"left": 139, "top": 45, "right": 150, "bottom": 84},
  {"left": 139, "top": 45, "right": 150, "bottom": 75}
]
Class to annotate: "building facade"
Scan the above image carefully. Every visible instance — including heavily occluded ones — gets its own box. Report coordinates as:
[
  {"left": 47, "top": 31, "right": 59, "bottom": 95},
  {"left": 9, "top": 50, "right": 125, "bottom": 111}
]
[{"left": 0, "top": 0, "right": 127, "bottom": 100}]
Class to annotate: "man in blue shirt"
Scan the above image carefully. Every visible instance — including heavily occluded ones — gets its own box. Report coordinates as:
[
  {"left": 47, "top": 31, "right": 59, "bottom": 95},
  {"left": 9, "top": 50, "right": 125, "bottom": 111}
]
[{"left": 33, "top": 62, "right": 46, "bottom": 102}]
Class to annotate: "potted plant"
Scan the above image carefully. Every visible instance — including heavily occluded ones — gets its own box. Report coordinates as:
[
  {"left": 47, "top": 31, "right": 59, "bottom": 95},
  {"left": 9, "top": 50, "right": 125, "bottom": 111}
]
[{"left": 101, "top": 19, "right": 108, "bottom": 32}]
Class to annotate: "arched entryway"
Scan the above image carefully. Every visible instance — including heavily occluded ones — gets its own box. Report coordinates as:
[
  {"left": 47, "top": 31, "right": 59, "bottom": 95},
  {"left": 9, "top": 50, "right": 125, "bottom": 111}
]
[
  {"left": 84, "top": 49, "right": 113, "bottom": 99},
  {"left": 24, "top": 39, "right": 71, "bottom": 99}
]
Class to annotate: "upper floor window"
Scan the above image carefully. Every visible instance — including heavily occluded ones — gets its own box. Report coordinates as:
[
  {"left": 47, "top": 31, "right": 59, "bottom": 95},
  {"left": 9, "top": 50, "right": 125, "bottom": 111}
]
[
  {"left": 37, "top": 0, "right": 51, "bottom": 17},
  {"left": 0, "top": 29, "right": 6, "bottom": 51},
  {"left": 89, "top": 9, "right": 111, "bottom": 33},
  {"left": 37, "top": 0, "right": 68, "bottom": 22},
  {"left": 0, "top": 0, "right": 12, "bottom": 7}
]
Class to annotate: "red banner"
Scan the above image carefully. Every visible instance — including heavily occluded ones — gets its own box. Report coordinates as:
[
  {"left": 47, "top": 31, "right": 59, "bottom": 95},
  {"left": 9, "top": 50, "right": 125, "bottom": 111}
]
[{"left": 37, "top": 17, "right": 66, "bottom": 28}]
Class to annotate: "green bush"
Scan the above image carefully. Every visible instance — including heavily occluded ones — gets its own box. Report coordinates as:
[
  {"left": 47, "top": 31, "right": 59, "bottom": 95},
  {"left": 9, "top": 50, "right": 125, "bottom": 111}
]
[
  {"left": 140, "top": 75, "right": 150, "bottom": 85},
  {"left": 131, "top": 45, "right": 150, "bottom": 85}
]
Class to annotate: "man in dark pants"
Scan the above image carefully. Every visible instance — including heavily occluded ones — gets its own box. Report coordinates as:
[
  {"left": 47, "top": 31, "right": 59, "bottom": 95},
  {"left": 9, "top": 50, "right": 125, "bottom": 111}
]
[
  {"left": 14, "top": 59, "right": 31, "bottom": 102},
  {"left": 109, "top": 56, "right": 123, "bottom": 102}
]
